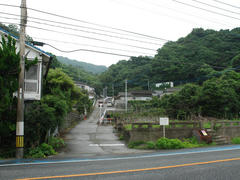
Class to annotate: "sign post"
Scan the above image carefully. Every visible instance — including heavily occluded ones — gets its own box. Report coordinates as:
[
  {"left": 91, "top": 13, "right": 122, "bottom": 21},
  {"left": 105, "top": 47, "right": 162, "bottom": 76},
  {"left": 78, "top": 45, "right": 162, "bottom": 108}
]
[{"left": 160, "top": 117, "right": 169, "bottom": 138}]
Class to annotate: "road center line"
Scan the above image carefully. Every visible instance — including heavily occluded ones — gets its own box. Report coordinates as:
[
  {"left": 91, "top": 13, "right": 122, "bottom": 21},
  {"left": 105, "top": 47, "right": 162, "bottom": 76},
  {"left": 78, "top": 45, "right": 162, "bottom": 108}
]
[{"left": 16, "top": 157, "right": 240, "bottom": 180}]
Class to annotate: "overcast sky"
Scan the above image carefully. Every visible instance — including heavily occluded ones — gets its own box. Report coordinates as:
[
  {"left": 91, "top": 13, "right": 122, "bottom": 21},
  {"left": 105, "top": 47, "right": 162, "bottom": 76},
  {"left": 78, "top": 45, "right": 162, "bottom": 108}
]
[{"left": 0, "top": 0, "right": 239, "bottom": 66}]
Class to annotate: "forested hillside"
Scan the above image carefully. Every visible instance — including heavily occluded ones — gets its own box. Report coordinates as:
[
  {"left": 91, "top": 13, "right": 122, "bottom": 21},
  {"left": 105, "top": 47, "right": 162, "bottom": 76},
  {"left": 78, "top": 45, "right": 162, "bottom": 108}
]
[
  {"left": 57, "top": 56, "right": 107, "bottom": 74},
  {"left": 51, "top": 56, "right": 102, "bottom": 95},
  {"left": 100, "top": 28, "right": 240, "bottom": 94}
]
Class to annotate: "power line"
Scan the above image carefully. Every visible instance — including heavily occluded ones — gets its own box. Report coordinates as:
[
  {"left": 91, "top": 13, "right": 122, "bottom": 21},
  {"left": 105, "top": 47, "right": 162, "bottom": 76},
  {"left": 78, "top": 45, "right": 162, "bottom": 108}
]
[
  {"left": 0, "top": 3, "right": 170, "bottom": 41},
  {"left": 212, "top": 0, "right": 240, "bottom": 10},
  {"left": 1, "top": 21, "right": 158, "bottom": 52},
  {"left": 27, "top": 25, "right": 158, "bottom": 51},
  {"left": 0, "top": 15, "right": 163, "bottom": 46},
  {"left": 172, "top": 0, "right": 240, "bottom": 21},
  {"left": 44, "top": 43, "right": 134, "bottom": 57},
  {"left": 138, "top": 0, "right": 234, "bottom": 27},
  {"left": 31, "top": 37, "right": 155, "bottom": 56},
  {"left": 0, "top": 12, "right": 165, "bottom": 42},
  {"left": 191, "top": 0, "right": 240, "bottom": 16}
]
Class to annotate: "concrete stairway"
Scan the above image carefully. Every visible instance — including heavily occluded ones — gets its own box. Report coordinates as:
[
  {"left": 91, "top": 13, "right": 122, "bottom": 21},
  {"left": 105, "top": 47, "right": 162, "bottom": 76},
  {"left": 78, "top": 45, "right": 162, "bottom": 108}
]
[{"left": 206, "top": 129, "right": 231, "bottom": 145}]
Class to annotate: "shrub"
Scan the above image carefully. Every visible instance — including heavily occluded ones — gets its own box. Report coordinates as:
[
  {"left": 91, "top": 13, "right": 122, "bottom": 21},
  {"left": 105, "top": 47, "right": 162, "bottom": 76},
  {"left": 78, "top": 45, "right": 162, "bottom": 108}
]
[
  {"left": 232, "top": 137, "right": 240, "bottom": 144},
  {"left": 128, "top": 141, "right": 145, "bottom": 148},
  {"left": 156, "top": 137, "right": 184, "bottom": 149},
  {"left": 28, "top": 147, "right": 46, "bottom": 158},
  {"left": 146, "top": 141, "right": 156, "bottom": 149},
  {"left": 40, "top": 143, "right": 56, "bottom": 156},
  {"left": 28, "top": 143, "right": 56, "bottom": 158},
  {"left": 48, "top": 137, "right": 65, "bottom": 150}
]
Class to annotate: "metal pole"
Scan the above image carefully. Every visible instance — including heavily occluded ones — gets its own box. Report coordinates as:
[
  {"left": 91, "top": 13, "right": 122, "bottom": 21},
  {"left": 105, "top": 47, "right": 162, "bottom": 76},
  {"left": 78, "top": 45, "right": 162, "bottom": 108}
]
[
  {"left": 163, "top": 125, "right": 165, "bottom": 138},
  {"left": 16, "top": 0, "right": 27, "bottom": 159},
  {"left": 125, "top": 79, "right": 128, "bottom": 112}
]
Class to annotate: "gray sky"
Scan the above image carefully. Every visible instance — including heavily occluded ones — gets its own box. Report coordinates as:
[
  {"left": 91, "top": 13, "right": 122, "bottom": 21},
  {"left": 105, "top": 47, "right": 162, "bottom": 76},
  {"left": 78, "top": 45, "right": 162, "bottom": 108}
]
[{"left": 0, "top": 0, "right": 239, "bottom": 66}]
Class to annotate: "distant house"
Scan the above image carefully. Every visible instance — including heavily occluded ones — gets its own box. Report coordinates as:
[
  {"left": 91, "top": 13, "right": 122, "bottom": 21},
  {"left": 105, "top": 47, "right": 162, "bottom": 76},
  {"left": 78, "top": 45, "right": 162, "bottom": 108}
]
[
  {"left": 156, "top": 82, "right": 174, "bottom": 88},
  {"left": 0, "top": 27, "right": 51, "bottom": 100},
  {"left": 117, "top": 90, "right": 152, "bottom": 101},
  {"left": 75, "top": 82, "right": 95, "bottom": 100}
]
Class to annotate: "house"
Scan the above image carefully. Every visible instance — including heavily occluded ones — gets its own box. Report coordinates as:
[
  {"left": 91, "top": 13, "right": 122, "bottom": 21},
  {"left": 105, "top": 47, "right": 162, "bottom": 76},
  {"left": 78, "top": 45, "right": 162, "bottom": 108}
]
[
  {"left": 117, "top": 90, "right": 153, "bottom": 101},
  {"left": 0, "top": 27, "right": 51, "bottom": 100},
  {"left": 156, "top": 81, "right": 174, "bottom": 88},
  {"left": 75, "top": 82, "right": 96, "bottom": 100}
]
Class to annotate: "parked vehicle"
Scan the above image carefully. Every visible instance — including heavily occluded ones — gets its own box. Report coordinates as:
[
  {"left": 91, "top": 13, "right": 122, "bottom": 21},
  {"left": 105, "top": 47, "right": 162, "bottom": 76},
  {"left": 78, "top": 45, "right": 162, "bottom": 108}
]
[{"left": 107, "top": 102, "right": 112, "bottom": 107}]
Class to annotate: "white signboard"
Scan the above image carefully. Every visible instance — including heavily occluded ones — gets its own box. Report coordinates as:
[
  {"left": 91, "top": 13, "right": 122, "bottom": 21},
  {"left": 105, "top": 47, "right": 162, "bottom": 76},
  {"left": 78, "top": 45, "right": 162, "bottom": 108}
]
[{"left": 160, "top": 117, "right": 169, "bottom": 126}]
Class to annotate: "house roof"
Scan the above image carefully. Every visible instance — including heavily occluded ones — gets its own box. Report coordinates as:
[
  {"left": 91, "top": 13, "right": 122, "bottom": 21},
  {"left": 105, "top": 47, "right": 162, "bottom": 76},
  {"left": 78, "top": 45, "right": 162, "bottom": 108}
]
[{"left": 0, "top": 27, "right": 51, "bottom": 58}]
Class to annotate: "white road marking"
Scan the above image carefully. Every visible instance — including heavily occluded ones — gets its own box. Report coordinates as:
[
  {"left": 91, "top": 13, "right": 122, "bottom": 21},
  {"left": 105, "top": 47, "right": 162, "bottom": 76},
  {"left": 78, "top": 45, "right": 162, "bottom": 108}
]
[{"left": 89, "top": 144, "right": 125, "bottom": 147}]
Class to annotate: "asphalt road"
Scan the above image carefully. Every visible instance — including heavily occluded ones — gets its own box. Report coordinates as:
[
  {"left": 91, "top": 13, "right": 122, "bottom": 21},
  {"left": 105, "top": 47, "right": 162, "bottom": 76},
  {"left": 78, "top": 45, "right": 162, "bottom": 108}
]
[
  {"left": 1, "top": 146, "right": 240, "bottom": 180},
  {"left": 1, "top": 103, "right": 240, "bottom": 179}
]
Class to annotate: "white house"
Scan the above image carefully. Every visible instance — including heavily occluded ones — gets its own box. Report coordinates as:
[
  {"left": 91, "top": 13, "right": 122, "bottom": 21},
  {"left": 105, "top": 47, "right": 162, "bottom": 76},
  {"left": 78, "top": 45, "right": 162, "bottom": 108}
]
[
  {"left": 156, "top": 82, "right": 174, "bottom": 88},
  {"left": 0, "top": 27, "right": 51, "bottom": 100},
  {"left": 75, "top": 82, "right": 95, "bottom": 100}
]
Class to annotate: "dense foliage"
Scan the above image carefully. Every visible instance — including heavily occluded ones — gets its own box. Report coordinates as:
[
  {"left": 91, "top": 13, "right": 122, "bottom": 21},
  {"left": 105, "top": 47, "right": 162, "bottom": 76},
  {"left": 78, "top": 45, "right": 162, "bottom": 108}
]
[
  {"left": 0, "top": 36, "right": 20, "bottom": 148},
  {"left": 57, "top": 56, "right": 107, "bottom": 74},
  {"left": 25, "top": 68, "right": 92, "bottom": 147},
  {"left": 100, "top": 28, "right": 240, "bottom": 94}
]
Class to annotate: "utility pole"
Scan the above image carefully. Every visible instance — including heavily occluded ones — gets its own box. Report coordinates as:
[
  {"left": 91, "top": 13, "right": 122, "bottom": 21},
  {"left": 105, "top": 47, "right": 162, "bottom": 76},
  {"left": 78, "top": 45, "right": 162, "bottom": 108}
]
[
  {"left": 125, "top": 79, "right": 128, "bottom": 112},
  {"left": 112, "top": 84, "right": 114, "bottom": 97},
  {"left": 147, "top": 80, "right": 150, "bottom": 91},
  {"left": 16, "top": 0, "right": 27, "bottom": 159}
]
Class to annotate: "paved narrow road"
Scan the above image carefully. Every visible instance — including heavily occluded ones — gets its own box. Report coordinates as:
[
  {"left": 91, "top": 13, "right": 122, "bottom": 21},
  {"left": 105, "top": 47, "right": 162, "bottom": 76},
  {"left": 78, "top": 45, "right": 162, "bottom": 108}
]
[{"left": 56, "top": 103, "right": 148, "bottom": 158}]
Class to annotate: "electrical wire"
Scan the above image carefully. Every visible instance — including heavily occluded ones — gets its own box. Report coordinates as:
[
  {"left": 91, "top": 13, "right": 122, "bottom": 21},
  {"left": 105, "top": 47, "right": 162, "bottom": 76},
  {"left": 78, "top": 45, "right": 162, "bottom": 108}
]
[
  {"left": 0, "top": 15, "right": 163, "bottom": 46},
  {"left": 0, "top": 3, "right": 170, "bottom": 41},
  {"left": 45, "top": 43, "right": 134, "bottom": 57},
  {"left": 138, "top": 0, "right": 233, "bottom": 27},
  {"left": 0, "top": 12, "right": 166, "bottom": 42},
  {"left": 191, "top": 0, "right": 240, "bottom": 16},
  {"left": 172, "top": 0, "right": 240, "bottom": 21},
  {"left": 212, "top": 0, "right": 240, "bottom": 10},
  {"left": 31, "top": 37, "right": 155, "bottom": 56}
]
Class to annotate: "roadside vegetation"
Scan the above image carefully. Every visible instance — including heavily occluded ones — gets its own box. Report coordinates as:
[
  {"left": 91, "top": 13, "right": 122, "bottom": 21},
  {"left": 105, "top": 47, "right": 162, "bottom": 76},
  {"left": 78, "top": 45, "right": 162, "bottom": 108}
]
[
  {"left": 128, "top": 137, "right": 216, "bottom": 150},
  {"left": 0, "top": 33, "right": 92, "bottom": 159}
]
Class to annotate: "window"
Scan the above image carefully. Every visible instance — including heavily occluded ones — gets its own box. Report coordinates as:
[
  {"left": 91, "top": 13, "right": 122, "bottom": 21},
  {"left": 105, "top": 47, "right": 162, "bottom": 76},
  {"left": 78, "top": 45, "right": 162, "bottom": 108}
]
[{"left": 25, "top": 64, "right": 39, "bottom": 93}]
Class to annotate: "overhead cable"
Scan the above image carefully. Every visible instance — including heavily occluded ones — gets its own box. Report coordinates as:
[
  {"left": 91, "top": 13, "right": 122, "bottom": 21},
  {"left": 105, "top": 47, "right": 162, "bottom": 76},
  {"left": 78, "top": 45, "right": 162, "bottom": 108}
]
[
  {"left": 0, "top": 12, "right": 165, "bottom": 42},
  {"left": 1, "top": 21, "right": 158, "bottom": 51},
  {"left": 192, "top": 0, "right": 240, "bottom": 16},
  {"left": 31, "top": 37, "right": 154, "bottom": 56},
  {"left": 0, "top": 15, "right": 163, "bottom": 46},
  {"left": 172, "top": 0, "right": 240, "bottom": 21},
  {"left": 45, "top": 43, "right": 133, "bottom": 57},
  {"left": 212, "top": 0, "right": 240, "bottom": 10},
  {"left": 139, "top": 0, "right": 232, "bottom": 27},
  {"left": 0, "top": 3, "right": 170, "bottom": 41}
]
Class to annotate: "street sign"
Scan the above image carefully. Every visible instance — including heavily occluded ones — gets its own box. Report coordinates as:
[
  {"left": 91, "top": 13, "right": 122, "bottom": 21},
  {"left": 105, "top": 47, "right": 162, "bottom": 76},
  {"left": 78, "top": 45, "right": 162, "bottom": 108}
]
[
  {"left": 160, "top": 117, "right": 169, "bottom": 138},
  {"left": 160, "top": 117, "right": 169, "bottom": 126}
]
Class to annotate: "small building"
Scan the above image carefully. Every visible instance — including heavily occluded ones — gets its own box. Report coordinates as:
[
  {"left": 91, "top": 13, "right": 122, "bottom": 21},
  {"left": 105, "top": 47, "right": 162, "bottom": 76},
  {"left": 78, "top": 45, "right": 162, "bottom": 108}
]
[
  {"left": 75, "top": 82, "right": 96, "bottom": 100},
  {"left": 156, "top": 81, "right": 174, "bottom": 88},
  {"left": 0, "top": 27, "right": 51, "bottom": 101},
  {"left": 117, "top": 90, "right": 152, "bottom": 101}
]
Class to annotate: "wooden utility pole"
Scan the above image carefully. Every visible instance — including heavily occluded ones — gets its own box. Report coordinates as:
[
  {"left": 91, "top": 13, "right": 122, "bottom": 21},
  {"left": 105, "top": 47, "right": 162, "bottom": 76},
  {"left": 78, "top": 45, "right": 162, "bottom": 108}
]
[{"left": 16, "top": 0, "right": 27, "bottom": 159}]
